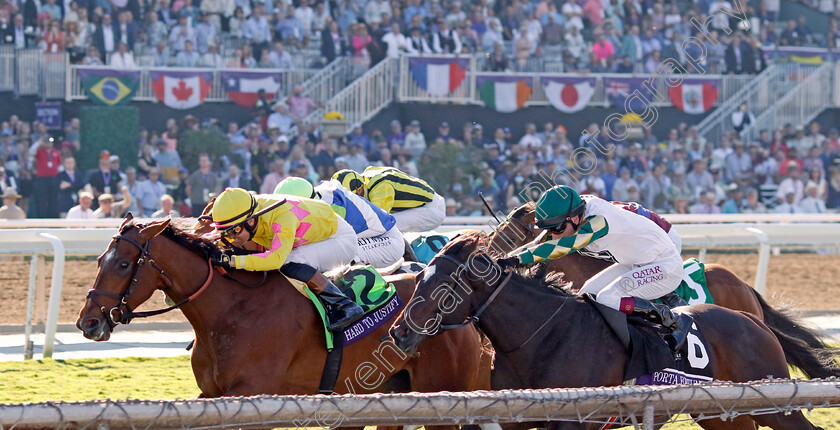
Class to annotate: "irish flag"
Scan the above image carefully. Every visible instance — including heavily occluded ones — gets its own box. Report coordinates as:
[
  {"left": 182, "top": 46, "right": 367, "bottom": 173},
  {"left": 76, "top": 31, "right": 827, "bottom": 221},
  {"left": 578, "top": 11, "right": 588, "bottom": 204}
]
[
  {"left": 477, "top": 75, "right": 532, "bottom": 113},
  {"left": 409, "top": 57, "right": 469, "bottom": 96},
  {"left": 667, "top": 79, "right": 719, "bottom": 114}
]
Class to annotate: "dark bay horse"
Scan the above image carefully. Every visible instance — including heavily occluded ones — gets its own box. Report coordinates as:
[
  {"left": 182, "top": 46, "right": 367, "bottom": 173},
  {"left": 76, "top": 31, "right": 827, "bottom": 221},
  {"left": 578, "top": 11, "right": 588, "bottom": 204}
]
[
  {"left": 77, "top": 216, "right": 490, "bottom": 429},
  {"left": 487, "top": 202, "right": 839, "bottom": 379},
  {"left": 390, "top": 232, "right": 832, "bottom": 430}
]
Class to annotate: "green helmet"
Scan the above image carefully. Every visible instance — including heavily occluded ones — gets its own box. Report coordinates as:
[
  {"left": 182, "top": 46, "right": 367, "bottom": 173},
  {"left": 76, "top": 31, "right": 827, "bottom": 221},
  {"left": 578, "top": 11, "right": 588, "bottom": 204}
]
[
  {"left": 274, "top": 177, "right": 316, "bottom": 199},
  {"left": 535, "top": 185, "right": 586, "bottom": 230}
]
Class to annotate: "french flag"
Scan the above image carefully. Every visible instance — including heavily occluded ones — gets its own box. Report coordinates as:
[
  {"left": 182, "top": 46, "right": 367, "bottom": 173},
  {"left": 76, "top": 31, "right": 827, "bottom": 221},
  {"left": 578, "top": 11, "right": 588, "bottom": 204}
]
[
  {"left": 221, "top": 71, "right": 282, "bottom": 108},
  {"left": 409, "top": 57, "right": 469, "bottom": 96}
]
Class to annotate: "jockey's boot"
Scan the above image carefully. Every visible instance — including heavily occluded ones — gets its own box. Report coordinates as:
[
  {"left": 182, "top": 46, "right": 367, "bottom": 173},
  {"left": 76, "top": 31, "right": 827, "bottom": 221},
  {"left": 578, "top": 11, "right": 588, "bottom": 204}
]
[
  {"left": 658, "top": 292, "right": 688, "bottom": 308},
  {"left": 621, "top": 297, "right": 693, "bottom": 352},
  {"left": 282, "top": 262, "right": 365, "bottom": 332},
  {"left": 403, "top": 238, "right": 419, "bottom": 262}
]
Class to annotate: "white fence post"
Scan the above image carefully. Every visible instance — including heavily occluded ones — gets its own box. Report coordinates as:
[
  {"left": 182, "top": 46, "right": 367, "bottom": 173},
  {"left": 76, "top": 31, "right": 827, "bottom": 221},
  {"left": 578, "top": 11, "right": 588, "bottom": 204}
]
[
  {"left": 23, "top": 252, "right": 38, "bottom": 360},
  {"left": 40, "top": 233, "right": 66, "bottom": 359},
  {"left": 745, "top": 227, "right": 770, "bottom": 295}
]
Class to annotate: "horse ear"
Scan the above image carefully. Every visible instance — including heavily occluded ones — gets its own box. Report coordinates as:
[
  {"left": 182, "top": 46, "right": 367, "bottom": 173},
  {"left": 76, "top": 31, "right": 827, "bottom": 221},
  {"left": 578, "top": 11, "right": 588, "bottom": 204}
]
[
  {"left": 119, "top": 212, "right": 134, "bottom": 230},
  {"left": 138, "top": 218, "right": 171, "bottom": 240}
]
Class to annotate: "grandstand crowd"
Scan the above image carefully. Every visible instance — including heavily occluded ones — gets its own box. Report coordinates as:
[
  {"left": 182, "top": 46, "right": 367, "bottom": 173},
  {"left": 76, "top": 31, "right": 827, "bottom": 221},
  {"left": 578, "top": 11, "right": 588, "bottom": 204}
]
[
  {"left": 0, "top": 0, "right": 838, "bottom": 72},
  {"left": 0, "top": 108, "right": 838, "bottom": 220}
]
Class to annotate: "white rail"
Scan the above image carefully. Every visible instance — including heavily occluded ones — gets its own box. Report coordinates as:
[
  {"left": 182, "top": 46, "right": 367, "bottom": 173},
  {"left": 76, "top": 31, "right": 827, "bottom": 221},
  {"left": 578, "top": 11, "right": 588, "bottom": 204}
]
[
  {"left": 0, "top": 379, "right": 838, "bottom": 429},
  {"left": 325, "top": 58, "right": 397, "bottom": 134}
]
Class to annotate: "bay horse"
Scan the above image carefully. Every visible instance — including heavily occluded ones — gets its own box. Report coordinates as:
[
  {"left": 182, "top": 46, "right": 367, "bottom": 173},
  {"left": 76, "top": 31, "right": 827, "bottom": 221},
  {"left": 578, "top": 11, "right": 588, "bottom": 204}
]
[
  {"left": 76, "top": 215, "right": 490, "bottom": 430},
  {"left": 487, "top": 202, "right": 839, "bottom": 379},
  {"left": 390, "top": 231, "right": 832, "bottom": 430}
]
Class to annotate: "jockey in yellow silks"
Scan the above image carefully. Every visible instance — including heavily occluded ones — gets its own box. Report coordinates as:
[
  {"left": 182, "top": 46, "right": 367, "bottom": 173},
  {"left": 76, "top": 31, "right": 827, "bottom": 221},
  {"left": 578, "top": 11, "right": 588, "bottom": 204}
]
[
  {"left": 210, "top": 187, "right": 364, "bottom": 331},
  {"left": 332, "top": 167, "right": 445, "bottom": 232}
]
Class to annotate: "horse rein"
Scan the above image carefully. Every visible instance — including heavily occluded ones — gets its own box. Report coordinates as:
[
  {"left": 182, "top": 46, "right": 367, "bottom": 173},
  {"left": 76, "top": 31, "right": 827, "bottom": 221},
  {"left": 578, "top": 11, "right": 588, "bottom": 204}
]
[
  {"left": 86, "top": 233, "right": 215, "bottom": 328},
  {"left": 427, "top": 253, "right": 514, "bottom": 331}
]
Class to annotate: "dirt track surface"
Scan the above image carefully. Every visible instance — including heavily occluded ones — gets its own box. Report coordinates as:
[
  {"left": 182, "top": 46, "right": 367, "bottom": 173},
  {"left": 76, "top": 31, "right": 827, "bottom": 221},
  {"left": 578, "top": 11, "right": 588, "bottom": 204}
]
[{"left": 0, "top": 252, "right": 838, "bottom": 326}]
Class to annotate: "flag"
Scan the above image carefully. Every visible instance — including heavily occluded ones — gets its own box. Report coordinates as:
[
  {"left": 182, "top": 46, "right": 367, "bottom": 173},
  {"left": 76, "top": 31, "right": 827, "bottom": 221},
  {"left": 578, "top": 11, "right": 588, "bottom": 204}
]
[
  {"left": 602, "top": 77, "right": 660, "bottom": 112},
  {"left": 150, "top": 71, "right": 213, "bottom": 110},
  {"left": 476, "top": 75, "right": 532, "bottom": 113},
  {"left": 542, "top": 77, "right": 596, "bottom": 113},
  {"left": 667, "top": 79, "right": 719, "bottom": 114},
  {"left": 78, "top": 69, "right": 140, "bottom": 106},
  {"left": 409, "top": 57, "right": 469, "bottom": 96},
  {"left": 221, "top": 71, "right": 282, "bottom": 107}
]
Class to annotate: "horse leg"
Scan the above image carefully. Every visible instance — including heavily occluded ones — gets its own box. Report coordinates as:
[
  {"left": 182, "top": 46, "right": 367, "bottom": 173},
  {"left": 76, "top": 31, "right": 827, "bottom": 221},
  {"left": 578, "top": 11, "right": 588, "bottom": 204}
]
[
  {"left": 696, "top": 416, "right": 757, "bottom": 430},
  {"left": 703, "top": 265, "right": 763, "bottom": 319},
  {"left": 752, "top": 412, "right": 824, "bottom": 429},
  {"left": 190, "top": 337, "right": 222, "bottom": 398}
]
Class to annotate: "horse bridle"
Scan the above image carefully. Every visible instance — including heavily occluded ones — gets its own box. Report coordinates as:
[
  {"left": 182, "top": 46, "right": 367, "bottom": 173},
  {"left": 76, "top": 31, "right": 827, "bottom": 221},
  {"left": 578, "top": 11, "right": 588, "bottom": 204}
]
[
  {"left": 424, "top": 253, "right": 514, "bottom": 332},
  {"left": 86, "top": 233, "right": 215, "bottom": 328}
]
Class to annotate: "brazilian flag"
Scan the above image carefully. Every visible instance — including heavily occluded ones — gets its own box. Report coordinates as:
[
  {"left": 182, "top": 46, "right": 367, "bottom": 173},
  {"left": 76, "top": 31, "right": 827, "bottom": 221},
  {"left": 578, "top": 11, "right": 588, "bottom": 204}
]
[{"left": 78, "top": 69, "right": 140, "bottom": 106}]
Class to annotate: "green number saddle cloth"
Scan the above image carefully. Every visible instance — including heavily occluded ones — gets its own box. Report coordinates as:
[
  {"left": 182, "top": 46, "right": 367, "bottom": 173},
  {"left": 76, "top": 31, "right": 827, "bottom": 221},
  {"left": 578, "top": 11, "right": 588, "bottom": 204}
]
[{"left": 673, "top": 258, "right": 713, "bottom": 305}]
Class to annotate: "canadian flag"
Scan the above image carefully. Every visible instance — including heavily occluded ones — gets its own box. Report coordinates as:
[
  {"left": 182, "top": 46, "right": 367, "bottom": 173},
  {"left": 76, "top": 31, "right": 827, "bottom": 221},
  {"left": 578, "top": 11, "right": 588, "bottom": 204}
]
[
  {"left": 542, "top": 77, "right": 596, "bottom": 113},
  {"left": 150, "top": 71, "right": 213, "bottom": 110},
  {"left": 667, "top": 80, "right": 719, "bottom": 115}
]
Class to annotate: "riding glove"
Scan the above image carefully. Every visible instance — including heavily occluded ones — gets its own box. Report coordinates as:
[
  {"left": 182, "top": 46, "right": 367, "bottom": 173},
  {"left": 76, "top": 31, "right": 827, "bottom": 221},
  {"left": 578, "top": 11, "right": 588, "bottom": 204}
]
[
  {"left": 211, "top": 253, "right": 233, "bottom": 269},
  {"left": 496, "top": 256, "right": 521, "bottom": 269}
]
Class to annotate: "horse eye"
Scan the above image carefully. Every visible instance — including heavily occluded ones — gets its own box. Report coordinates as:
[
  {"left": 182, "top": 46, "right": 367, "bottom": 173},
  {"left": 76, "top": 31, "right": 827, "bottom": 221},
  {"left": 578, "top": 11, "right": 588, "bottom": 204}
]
[{"left": 119, "top": 261, "right": 129, "bottom": 269}]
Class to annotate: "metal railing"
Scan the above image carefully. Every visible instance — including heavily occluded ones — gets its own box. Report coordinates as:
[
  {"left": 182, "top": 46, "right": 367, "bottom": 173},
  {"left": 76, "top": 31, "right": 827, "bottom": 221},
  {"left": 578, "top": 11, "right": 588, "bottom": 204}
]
[
  {"left": 397, "top": 54, "right": 753, "bottom": 109},
  {"left": 696, "top": 63, "right": 817, "bottom": 144},
  {"left": 0, "top": 46, "right": 15, "bottom": 92},
  {"left": 324, "top": 58, "right": 397, "bottom": 134},
  {"left": 740, "top": 62, "right": 835, "bottom": 144},
  {"left": 301, "top": 56, "right": 350, "bottom": 106}
]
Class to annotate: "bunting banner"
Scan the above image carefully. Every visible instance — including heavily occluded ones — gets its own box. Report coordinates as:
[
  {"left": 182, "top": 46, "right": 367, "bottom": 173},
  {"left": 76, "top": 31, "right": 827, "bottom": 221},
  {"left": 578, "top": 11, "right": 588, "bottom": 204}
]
[
  {"left": 221, "top": 71, "right": 282, "bottom": 107},
  {"left": 78, "top": 69, "right": 140, "bottom": 106},
  {"left": 476, "top": 75, "right": 532, "bottom": 113},
  {"left": 667, "top": 78, "right": 720, "bottom": 114},
  {"left": 409, "top": 57, "right": 469, "bottom": 96},
  {"left": 602, "top": 77, "right": 660, "bottom": 113},
  {"left": 150, "top": 71, "right": 213, "bottom": 110},
  {"left": 541, "top": 76, "right": 596, "bottom": 113}
]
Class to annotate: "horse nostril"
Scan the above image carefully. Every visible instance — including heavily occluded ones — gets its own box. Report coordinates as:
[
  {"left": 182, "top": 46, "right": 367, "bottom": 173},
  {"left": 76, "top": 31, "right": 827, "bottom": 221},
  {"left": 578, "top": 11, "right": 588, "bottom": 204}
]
[{"left": 84, "top": 318, "right": 99, "bottom": 329}]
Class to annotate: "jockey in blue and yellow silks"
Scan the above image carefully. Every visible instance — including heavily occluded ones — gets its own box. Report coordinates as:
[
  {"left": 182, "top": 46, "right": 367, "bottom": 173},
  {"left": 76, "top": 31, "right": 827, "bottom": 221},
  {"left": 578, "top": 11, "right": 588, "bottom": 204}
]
[
  {"left": 210, "top": 187, "right": 364, "bottom": 331},
  {"left": 275, "top": 177, "right": 405, "bottom": 268}
]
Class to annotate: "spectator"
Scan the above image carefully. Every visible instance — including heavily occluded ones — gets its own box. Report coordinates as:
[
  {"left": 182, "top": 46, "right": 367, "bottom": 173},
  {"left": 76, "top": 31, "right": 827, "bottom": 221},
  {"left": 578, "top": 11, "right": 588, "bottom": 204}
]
[
  {"left": 33, "top": 136, "right": 60, "bottom": 218},
  {"left": 194, "top": 12, "right": 216, "bottom": 53},
  {"left": 481, "top": 19, "right": 503, "bottom": 52},
  {"left": 321, "top": 21, "right": 347, "bottom": 64},
  {"left": 94, "top": 189, "right": 132, "bottom": 218},
  {"left": 259, "top": 158, "right": 286, "bottom": 194},
  {"left": 43, "top": 19, "right": 64, "bottom": 52},
  {"left": 592, "top": 32, "right": 614, "bottom": 65},
  {"left": 685, "top": 159, "right": 714, "bottom": 198},
  {"left": 295, "top": 0, "right": 314, "bottom": 35},
  {"left": 135, "top": 167, "right": 166, "bottom": 216},
  {"left": 228, "top": 7, "right": 246, "bottom": 38},
  {"left": 93, "top": 13, "right": 117, "bottom": 58},
  {"left": 407, "top": 26, "right": 432, "bottom": 53},
  {"left": 776, "top": 162, "right": 804, "bottom": 204},
  {"left": 689, "top": 191, "right": 722, "bottom": 214},
  {"left": 561, "top": 0, "right": 583, "bottom": 31},
  {"left": 115, "top": 10, "right": 136, "bottom": 50},
  {"left": 404, "top": 119, "right": 426, "bottom": 159},
  {"left": 344, "top": 142, "right": 369, "bottom": 172},
  {"left": 779, "top": 20, "right": 799, "bottom": 46},
  {"left": 187, "top": 153, "right": 221, "bottom": 215},
  {"left": 154, "top": 138, "right": 183, "bottom": 170},
  {"left": 564, "top": 25, "right": 584, "bottom": 62},
  {"left": 311, "top": 2, "right": 329, "bottom": 34},
  {"left": 5, "top": 14, "right": 32, "bottom": 49},
  {"left": 641, "top": 161, "right": 670, "bottom": 210},
  {"left": 721, "top": 184, "right": 744, "bottom": 213},
  {"left": 268, "top": 40, "right": 293, "bottom": 68},
  {"left": 244, "top": 2, "right": 271, "bottom": 61},
  {"left": 287, "top": 85, "right": 319, "bottom": 122},
  {"left": 109, "top": 41, "right": 136, "bottom": 67},
  {"left": 175, "top": 39, "right": 200, "bottom": 66},
  {"left": 740, "top": 187, "right": 767, "bottom": 213},
  {"left": 611, "top": 167, "right": 638, "bottom": 201},
  {"left": 724, "top": 140, "right": 751, "bottom": 182},
  {"left": 827, "top": 165, "right": 840, "bottom": 209},
  {"left": 151, "top": 194, "right": 180, "bottom": 218},
  {"left": 519, "top": 123, "right": 541, "bottom": 149},
  {"left": 774, "top": 191, "right": 802, "bottom": 213},
  {"left": 486, "top": 42, "right": 509, "bottom": 71},
  {"left": 57, "top": 156, "right": 85, "bottom": 217},
  {"left": 798, "top": 183, "right": 827, "bottom": 213},
  {"left": 66, "top": 191, "right": 94, "bottom": 219},
  {"left": 266, "top": 102, "right": 294, "bottom": 134},
  {"left": 199, "top": 43, "right": 224, "bottom": 67},
  {"left": 365, "top": 0, "right": 391, "bottom": 25},
  {"left": 725, "top": 32, "right": 755, "bottom": 74},
  {"left": 620, "top": 24, "right": 642, "bottom": 63},
  {"left": 0, "top": 187, "right": 25, "bottom": 219},
  {"left": 153, "top": 41, "right": 169, "bottom": 66},
  {"left": 382, "top": 22, "right": 411, "bottom": 58}
]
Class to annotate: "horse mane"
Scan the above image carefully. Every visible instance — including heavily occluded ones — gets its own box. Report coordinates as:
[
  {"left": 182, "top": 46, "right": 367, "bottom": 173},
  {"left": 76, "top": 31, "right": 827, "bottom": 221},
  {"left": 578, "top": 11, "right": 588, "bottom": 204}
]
[
  {"left": 121, "top": 217, "right": 223, "bottom": 260},
  {"left": 441, "top": 230, "right": 573, "bottom": 296}
]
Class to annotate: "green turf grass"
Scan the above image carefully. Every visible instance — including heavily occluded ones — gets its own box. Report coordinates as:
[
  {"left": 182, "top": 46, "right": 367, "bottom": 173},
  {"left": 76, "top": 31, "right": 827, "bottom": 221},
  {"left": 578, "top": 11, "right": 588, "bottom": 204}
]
[{"left": 0, "top": 357, "right": 837, "bottom": 428}]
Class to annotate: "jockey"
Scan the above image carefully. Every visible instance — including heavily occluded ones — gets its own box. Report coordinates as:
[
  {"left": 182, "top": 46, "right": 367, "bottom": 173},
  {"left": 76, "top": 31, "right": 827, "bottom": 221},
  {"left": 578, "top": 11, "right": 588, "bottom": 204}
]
[
  {"left": 497, "top": 185, "right": 692, "bottom": 350},
  {"left": 612, "top": 201, "right": 682, "bottom": 253},
  {"left": 210, "top": 187, "right": 364, "bottom": 331},
  {"left": 274, "top": 177, "right": 405, "bottom": 268},
  {"left": 332, "top": 167, "right": 445, "bottom": 233}
]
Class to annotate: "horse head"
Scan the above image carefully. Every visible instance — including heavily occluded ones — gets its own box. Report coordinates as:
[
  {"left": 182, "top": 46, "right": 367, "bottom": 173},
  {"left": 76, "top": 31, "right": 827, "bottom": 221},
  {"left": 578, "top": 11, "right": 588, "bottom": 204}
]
[
  {"left": 487, "top": 201, "right": 537, "bottom": 256},
  {"left": 390, "top": 231, "right": 505, "bottom": 354},
  {"left": 76, "top": 213, "right": 173, "bottom": 341}
]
